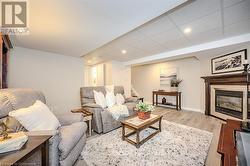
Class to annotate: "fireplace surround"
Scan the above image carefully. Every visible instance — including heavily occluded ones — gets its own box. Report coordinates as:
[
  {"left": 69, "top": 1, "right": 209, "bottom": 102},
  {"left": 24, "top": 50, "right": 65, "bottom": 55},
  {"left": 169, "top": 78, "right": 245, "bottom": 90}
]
[{"left": 202, "top": 73, "right": 250, "bottom": 120}]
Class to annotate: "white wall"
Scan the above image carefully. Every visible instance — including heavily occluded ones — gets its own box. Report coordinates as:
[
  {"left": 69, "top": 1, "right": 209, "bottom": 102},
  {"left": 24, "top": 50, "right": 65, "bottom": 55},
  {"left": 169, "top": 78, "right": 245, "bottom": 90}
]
[
  {"left": 84, "top": 64, "right": 105, "bottom": 86},
  {"left": 111, "top": 61, "right": 131, "bottom": 97},
  {"left": 8, "top": 47, "right": 84, "bottom": 114},
  {"left": 132, "top": 57, "right": 202, "bottom": 112}
]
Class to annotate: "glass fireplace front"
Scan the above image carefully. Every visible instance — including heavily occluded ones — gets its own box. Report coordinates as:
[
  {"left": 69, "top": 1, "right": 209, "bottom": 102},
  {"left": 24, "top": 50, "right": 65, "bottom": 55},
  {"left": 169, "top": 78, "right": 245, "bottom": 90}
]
[{"left": 215, "top": 90, "right": 243, "bottom": 119}]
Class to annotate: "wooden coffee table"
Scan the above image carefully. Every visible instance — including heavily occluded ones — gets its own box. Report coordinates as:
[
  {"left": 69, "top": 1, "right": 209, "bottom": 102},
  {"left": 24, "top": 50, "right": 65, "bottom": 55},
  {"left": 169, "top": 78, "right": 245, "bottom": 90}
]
[{"left": 121, "top": 114, "right": 162, "bottom": 148}]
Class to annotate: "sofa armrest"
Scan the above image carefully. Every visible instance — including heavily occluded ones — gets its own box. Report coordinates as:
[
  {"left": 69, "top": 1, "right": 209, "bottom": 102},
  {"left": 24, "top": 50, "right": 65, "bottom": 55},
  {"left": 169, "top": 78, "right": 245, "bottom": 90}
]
[
  {"left": 56, "top": 113, "right": 83, "bottom": 126},
  {"left": 125, "top": 97, "right": 139, "bottom": 103},
  {"left": 82, "top": 103, "right": 102, "bottom": 108},
  {"left": 83, "top": 105, "right": 104, "bottom": 133}
]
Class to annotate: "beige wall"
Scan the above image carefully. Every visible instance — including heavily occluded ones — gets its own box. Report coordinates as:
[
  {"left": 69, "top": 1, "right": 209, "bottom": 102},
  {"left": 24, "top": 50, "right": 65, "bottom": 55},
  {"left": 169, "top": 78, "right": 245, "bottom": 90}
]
[
  {"left": 8, "top": 47, "right": 84, "bottom": 114},
  {"left": 132, "top": 57, "right": 202, "bottom": 112}
]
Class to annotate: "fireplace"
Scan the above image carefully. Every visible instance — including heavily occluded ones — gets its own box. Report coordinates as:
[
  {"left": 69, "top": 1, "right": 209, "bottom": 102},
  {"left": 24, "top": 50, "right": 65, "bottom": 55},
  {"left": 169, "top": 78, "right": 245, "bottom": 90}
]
[
  {"left": 215, "top": 90, "right": 243, "bottom": 119},
  {"left": 202, "top": 73, "right": 250, "bottom": 120}
]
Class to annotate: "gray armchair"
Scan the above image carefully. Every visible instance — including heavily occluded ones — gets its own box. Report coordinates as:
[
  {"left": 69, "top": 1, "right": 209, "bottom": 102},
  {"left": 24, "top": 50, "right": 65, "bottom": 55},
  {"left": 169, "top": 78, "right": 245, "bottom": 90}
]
[
  {"left": 80, "top": 86, "right": 139, "bottom": 133},
  {"left": 0, "top": 89, "right": 87, "bottom": 166}
]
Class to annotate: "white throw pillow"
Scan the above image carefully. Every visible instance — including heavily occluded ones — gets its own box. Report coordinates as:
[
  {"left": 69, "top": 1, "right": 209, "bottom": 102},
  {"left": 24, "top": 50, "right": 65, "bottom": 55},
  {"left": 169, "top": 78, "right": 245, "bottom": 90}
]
[
  {"left": 9, "top": 100, "right": 60, "bottom": 131},
  {"left": 105, "top": 85, "right": 114, "bottom": 93},
  {"left": 106, "top": 92, "right": 116, "bottom": 108},
  {"left": 93, "top": 90, "right": 107, "bottom": 108},
  {"left": 116, "top": 93, "right": 125, "bottom": 105}
]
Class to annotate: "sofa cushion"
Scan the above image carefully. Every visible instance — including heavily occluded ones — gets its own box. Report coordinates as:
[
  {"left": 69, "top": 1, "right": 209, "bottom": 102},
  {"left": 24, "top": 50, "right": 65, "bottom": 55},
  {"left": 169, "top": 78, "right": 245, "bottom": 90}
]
[
  {"left": 58, "top": 122, "right": 87, "bottom": 160},
  {"left": 2, "top": 89, "right": 46, "bottom": 110},
  {"left": 114, "top": 86, "right": 124, "bottom": 95},
  {"left": 9, "top": 100, "right": 60, "bottom": 131}
]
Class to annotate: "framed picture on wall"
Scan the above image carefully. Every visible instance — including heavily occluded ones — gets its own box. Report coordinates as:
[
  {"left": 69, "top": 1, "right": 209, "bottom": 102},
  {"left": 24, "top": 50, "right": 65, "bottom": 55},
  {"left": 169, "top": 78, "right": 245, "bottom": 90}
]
[
  {"left": 211, "top": 49, "right": 247, "bottom": 74},
  {"left": 159, "top": 67, "right": 178, "bottom": 86}
]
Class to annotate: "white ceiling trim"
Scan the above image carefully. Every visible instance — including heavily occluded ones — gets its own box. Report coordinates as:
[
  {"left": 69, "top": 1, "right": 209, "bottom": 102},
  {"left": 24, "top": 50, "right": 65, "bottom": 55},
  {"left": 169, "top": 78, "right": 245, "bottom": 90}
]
[{"left": 123, "top": 33, "right": 250, "bottom": 66}]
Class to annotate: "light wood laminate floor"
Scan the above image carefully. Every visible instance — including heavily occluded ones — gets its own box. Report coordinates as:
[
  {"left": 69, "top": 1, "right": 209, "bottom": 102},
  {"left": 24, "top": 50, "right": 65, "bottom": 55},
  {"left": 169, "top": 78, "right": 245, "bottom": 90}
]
[{"left": 76, "top": 107, "right": 224, "bottom": 166}]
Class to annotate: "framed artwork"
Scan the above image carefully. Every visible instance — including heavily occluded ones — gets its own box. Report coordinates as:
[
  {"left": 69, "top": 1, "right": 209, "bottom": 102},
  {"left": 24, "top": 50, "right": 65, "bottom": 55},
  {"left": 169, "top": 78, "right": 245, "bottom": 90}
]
[
  {"left": 160, "top": 67, "right": 178, "bottom": 86},
  {"left": 211, "top": 49, "right": 247, "bottom": 74}
]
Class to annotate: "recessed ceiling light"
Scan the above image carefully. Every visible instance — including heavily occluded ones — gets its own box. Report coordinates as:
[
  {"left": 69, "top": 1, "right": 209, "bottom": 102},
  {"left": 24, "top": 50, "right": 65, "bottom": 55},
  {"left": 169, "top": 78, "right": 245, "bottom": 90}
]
[
  {"left": 121, "top": 50, "right": 127, "bottom": 54},
  {"left": 184, "top": 27, "right": 192, "bottom": 34}
]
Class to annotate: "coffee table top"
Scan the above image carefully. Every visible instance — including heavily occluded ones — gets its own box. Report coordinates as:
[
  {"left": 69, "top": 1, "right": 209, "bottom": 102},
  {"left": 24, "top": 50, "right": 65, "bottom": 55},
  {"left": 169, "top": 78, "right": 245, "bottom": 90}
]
[{"left": 121, "top": 114, "right": 162, "bottom": 129}]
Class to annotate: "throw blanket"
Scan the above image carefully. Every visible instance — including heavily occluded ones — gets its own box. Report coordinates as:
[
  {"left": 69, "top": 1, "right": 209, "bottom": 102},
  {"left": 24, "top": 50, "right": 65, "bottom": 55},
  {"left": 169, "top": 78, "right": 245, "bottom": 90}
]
[{"left": 107, "top": 105, "right": 129, "bottom": 120}]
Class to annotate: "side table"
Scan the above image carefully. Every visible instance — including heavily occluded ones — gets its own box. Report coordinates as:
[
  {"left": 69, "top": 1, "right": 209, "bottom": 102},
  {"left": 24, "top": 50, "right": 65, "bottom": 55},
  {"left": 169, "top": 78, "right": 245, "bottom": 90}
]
[
  {"left": 71, "top": 108, "right": 93, "bottom": 136},
  {"left": 0, "top": 135, "right": 51, "bottom": 166}
]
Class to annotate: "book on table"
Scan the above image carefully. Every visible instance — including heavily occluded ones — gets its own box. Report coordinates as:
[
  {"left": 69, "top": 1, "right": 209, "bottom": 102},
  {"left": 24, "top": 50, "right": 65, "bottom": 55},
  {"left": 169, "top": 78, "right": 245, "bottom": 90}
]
[{"left": 0, "top": 132, "right": 28, "bottom": 153}]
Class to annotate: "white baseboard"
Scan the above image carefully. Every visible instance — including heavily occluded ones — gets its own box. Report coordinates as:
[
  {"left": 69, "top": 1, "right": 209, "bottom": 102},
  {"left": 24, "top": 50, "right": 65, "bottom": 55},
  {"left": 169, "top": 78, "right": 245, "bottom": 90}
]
[
  {"left": 181, "top": 107, "right": 204, "bottom": 113},
  {"left": 145, "top": 101, "right": 204, "bottom": 113}
]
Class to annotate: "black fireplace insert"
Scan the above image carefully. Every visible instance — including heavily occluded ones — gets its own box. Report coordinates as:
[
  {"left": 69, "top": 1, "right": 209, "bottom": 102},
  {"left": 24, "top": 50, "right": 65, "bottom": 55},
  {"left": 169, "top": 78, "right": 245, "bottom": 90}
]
[{"left": 215, "top": 90, "right": 243, "bottom": 119}]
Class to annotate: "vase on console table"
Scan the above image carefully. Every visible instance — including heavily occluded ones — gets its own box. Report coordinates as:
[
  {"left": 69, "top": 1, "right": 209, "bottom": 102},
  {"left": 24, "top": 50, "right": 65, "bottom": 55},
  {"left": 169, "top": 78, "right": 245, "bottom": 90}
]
[{"left": 170, "top": 79, "right": 182, "bottom": 92}]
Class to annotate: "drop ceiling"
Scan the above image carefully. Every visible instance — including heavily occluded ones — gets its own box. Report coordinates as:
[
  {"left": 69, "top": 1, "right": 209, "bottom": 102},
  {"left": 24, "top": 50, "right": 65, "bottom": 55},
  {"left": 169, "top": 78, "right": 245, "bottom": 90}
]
[
  {"left": 11, "top": 0, "right": 188, "bottom": 57},
  {"left": 85, "top": 0, "right": 250, "bottom": 65}
]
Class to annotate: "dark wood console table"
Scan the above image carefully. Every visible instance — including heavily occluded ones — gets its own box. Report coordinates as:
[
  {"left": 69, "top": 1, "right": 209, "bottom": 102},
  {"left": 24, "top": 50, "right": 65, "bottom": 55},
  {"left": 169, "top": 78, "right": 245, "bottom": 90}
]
[
  {"left": 217, "top": 119, "right": 241, "bottom": 166},
  {"left": 152, "top": 91, "right": 181, "bottom": 110}
]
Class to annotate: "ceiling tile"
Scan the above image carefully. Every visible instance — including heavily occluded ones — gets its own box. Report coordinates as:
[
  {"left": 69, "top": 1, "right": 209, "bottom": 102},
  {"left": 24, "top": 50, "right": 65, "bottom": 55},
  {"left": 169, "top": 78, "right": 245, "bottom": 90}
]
[
  {"left": 179, "top": 11, "right": 222, "bottom": 36},
  {"left": 223, "top": 0, "right": 245, "bottom": 8},
  {"left": 224, "top": 19, "right": 250, "bottom": 37},
  {"left": 126, "top": 38, "right": 165, "bottom": 53},
  {"left": 137, "top": 16, "right": 176, "bottom": 36},
  {"left": 224, "top": 0, "right": 250, "bottom": 25},
  {"left": 169, "top": 0, "right": 221, "bottom": 26},
  {"left": 150, "top": 28, "right": 184, "bottom": 44},
  {"left": 160, "top": 37, "right": 190, "bottom": 51},
  {"left": 187, "top": 27, "right": 224, "bottom": 45},
  {"left": 120, "top": 30, "right": 148, "bottom": 43}
]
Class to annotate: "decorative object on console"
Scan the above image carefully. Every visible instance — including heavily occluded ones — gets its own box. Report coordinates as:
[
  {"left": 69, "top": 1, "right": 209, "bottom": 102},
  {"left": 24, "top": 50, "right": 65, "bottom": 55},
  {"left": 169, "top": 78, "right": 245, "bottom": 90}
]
[
  {"left": 135, "top": 101, "right": 154, "bottom": 120},
  {"left": 211, "top": 49, "right": 247, "bottom": 74},
  {"left": 162, "top": 97, "right": 166, "bottom": 104},
  {"left": 170, "top": 78, "right": 182, "bottom": 92}
]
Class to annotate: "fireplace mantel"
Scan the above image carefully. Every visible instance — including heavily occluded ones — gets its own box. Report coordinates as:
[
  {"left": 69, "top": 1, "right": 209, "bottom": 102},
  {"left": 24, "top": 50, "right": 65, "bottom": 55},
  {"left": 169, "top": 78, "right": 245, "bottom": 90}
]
[{"left": 201, "top": 73, "right": 248, "bottom": 117}]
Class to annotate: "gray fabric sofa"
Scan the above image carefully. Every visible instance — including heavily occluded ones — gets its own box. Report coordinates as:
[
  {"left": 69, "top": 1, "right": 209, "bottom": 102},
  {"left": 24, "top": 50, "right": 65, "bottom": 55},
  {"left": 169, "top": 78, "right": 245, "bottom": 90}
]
[
  {"left": 0, "top": 89, "right": 87, "bottom": 166},
  {"left": 80, "top": 86, "right": 139, "bottom": 133}
]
